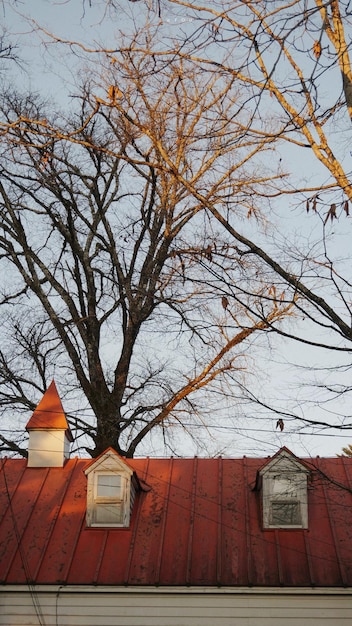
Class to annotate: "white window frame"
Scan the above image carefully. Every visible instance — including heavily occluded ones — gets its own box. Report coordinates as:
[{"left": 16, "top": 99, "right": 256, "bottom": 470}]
[
  {"left": 95, "top": 472, "right": 123, "bottom": 501},
  {"left": 91, "top": 472, "right": 127, "bottom": 527},
  {"left": 270, "top": 499, "right": 301, "bottom": 526}
]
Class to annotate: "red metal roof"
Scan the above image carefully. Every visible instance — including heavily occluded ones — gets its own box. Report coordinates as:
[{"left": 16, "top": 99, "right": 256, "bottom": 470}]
[
  {"left": 1, "top": 451, "right": 352, "bottom": 587},
  {"left": 25, "top": 380, "right": 73, "bottom": 440}
]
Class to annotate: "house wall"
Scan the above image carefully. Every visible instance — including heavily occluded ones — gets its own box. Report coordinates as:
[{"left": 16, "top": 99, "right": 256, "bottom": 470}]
[{"left": 1, "top": 586, "right": 351, "bottom": 626}]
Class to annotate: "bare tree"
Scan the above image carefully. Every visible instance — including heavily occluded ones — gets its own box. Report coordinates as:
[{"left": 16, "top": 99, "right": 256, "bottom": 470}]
[
  {"left": 0, "top": 48, "right": 291, "bottom": 458},
  {"left": 2, "top": 1, "right": 352, "bottom": 455},
  {"left": 0, "top": 29, "right": 17, "bottom": 66},
  {"left": 111, "top": 1, "right": 352, "bottom": 434},
  {"left": 154, "top": 4, "right": 352, "bottom": 367}
]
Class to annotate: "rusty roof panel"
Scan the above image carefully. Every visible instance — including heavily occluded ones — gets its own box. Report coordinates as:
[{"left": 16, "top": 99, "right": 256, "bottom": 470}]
[
  {"left": 37, "top": 459, "right": 86, "bottom": 584},
  {"left": 1, "top": 462, "right": 49, "bottom": 583},
  {"left": 312, "top": 457, "right": 352, "bottom": 586},
  {"left": 71, "top": 528, "right": 108, "bottom": 584},
  {"left": 1, "top": 452, "right": 352, "bottom": 588},
  {"left": 157, "top": 458, "right": 194, "bottom": 585},
  {"left": 276, "top": 531, "right": 309, "bottom": 586}
]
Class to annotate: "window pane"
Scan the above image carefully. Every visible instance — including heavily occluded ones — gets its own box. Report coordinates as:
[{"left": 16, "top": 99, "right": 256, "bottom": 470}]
[
  {"left": 272, "top": 475, "right": 298, "bottom": 498},
  {"left": 95, "top": 503, "right": 123, "bottom": 524},
  {"left": 271, "top": 501, "right": 301, "bottom": 525},
  {"left": 97, "top": 474, "right": 121, "bottom": 498}
]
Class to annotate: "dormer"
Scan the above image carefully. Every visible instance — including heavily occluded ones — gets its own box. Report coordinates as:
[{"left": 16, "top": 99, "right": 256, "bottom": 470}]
[
  {"left": 85, "top": 448, "right": 139, "bottom": 528},
  {"left": 258, "top": 447, "right": 310, "bottom": 529},
  {"left": 26, "top": 380, "right": 73, "bottom": 468}
]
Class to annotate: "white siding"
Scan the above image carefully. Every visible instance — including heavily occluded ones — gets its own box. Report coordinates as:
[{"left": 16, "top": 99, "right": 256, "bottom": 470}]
[{"left": 1, "top": 587, "right": 351, "bottom": 626}]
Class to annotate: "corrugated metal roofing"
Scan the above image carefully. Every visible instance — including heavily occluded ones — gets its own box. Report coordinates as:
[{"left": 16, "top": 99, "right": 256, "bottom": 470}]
[{"left": 1, "top": 452, "right": 352, "bottom": 587}]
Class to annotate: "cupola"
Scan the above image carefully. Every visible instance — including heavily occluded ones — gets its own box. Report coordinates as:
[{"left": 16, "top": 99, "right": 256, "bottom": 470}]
[{"left": 26, "top": 380, "right": 73, "bottom": 467}]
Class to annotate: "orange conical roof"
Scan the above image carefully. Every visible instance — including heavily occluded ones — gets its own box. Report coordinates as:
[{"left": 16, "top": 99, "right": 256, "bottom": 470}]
[{"left": 26, "top": 380, "right": 73, "bottom": 440}]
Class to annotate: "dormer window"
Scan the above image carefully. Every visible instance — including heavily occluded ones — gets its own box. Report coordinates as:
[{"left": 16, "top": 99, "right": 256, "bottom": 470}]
[
  {"left": 85, "top": 448, "right": 138, "bottom": 528},
  {"left": 258, "top": 448, "right": 310, "bottom": 529}
]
